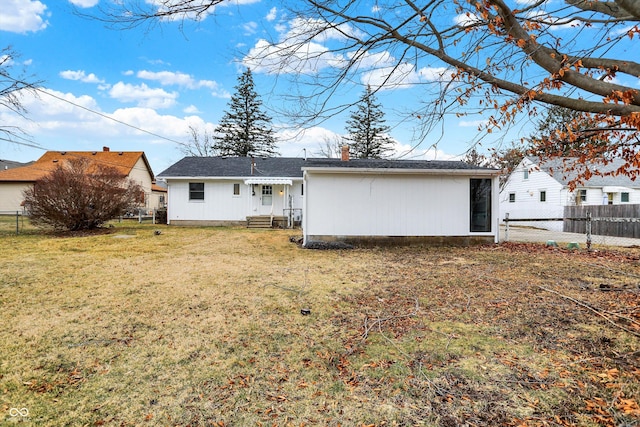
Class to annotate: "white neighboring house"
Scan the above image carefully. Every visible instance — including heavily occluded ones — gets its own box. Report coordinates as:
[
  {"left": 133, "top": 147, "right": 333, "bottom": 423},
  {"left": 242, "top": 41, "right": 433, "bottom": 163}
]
[
  {"left": 500, "top": 156, "right": 640, "bottom": 231},
  {"left": 159, "top": 153, "right": 501, "bottom": 246}
]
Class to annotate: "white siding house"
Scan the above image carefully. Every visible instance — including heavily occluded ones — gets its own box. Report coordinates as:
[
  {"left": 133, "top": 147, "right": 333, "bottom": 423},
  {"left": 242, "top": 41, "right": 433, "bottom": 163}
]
[
  {"left": 500, "top": 157, "right": 640, "bottom": 231},
  {"left": 159, "top": 156, "right": 500, "bottom": 245},
  {"left": 302, "top": 159, "right": 499, "bottom": 246},
  {"left": 158, "top": 157, "right": 306, "bottom": 226}
]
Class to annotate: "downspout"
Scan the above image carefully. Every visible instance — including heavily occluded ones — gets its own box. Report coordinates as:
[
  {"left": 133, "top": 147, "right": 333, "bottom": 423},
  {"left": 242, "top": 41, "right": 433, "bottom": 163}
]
[{"left": 302, "top": 171, "right": 308, "bottom": 246}]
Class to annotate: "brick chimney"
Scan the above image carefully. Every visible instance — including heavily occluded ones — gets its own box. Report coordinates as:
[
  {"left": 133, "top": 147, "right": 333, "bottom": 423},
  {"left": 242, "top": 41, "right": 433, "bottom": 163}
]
[
  {"left": 103, "top": 146, "right": 110, "bottom": 152},
  {"left": 341, "top": 145, "right": 350, "bottom": 161}
]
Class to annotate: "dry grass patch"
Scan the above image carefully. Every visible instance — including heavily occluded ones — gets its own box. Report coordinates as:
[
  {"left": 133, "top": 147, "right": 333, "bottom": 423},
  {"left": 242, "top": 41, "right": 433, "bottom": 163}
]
[{"left": 1, "top": 220, "right": 639, "bottom": 426}]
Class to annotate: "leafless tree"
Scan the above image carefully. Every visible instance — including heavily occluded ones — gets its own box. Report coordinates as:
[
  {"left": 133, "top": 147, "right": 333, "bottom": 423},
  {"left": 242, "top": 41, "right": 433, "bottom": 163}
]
[
  {"left": 180, "top": 125, "right": 219, "bottom": 157},
  {"left": 23, "top": 158, "right": 143, "bottom": 231},
  {"left": 315, "top": 134, "right": 343, "bottom": 158},
  {"left": 0, "top": 47, "right": 42, "bottom": 146}
]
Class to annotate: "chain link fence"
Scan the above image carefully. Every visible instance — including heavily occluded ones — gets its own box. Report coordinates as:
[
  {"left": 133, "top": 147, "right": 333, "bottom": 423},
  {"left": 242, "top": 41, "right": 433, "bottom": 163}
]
[
  {"left": 0, "top": 211, "right": 28, "bottom": 235},
  {"left": 0, "top": 208, "right": 167, "bottom": 235},
  {"left": 501, "top": 214, "right": 640, "bottom": 248}
]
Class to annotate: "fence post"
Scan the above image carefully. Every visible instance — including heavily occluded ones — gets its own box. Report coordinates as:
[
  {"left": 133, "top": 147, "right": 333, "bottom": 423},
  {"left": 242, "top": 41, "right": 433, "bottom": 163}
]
[
  {"left": 16, "top": 210, "right": 19, "bottom": 235},
  {"left": 586, "top": 211, "right": 592, "bottom": 251},
  {"left": 504, "top": 213, "right": 509, "bottom": 242}
]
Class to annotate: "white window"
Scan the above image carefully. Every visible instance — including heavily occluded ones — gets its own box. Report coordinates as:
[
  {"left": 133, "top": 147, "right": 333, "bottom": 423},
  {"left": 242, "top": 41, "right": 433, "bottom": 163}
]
[
  {"left": 509, "top": 193, "right": 515, "bottom": 203},
  {"left": 579, "top": 189, "right": 587, "bottom": 202},
  {"left": 523, "top": 169, "right": 529, "bottom": 180},
  {"left": 540, "top": 190, "right": 546, "bottom": 202},
  {"left": 233, "top": 183, "right": 240, "bottom": 196}
]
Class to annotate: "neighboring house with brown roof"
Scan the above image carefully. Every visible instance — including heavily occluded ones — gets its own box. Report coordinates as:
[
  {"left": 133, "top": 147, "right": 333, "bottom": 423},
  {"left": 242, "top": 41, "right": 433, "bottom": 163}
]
[{"left": 0, "top": 147, "right": 165, "bottom": 213}]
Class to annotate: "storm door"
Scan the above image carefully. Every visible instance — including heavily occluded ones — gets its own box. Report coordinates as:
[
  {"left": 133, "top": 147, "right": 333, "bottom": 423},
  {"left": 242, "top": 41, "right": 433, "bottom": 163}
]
[{"left": 260, "top": 185, "right": 273, "bottom": 214}]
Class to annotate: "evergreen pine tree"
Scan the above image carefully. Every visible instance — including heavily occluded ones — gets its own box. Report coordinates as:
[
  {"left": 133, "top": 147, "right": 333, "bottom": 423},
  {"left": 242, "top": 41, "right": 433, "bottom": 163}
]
[
  {"left": 343, "top": 86, "right": 395, "bottom": 159},
  {"left": 214, "top": 68, "right": 278, "bottom": 157}
]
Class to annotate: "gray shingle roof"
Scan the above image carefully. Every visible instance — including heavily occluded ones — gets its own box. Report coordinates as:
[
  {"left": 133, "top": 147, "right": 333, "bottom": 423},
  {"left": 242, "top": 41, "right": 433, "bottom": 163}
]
[
  {"left": 526, "top": 156, "right": 640, "bottom": 188},
  {"left": 159, "top": 156, "right": 497, "bottom": 178},
  {"left": 303, "top": 158, "right": 497, "bottom": 170},
  {"left": 158, "top": 157, "right": 307, "bottom": 178},
  {"left": 0, "top": 159, "right": 34, "bottom": 170}
]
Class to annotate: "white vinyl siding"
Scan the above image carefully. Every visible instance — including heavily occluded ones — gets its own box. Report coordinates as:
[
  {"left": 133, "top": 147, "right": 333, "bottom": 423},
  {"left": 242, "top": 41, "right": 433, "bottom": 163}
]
[
  {"left": 165, "top": 179, "right": 304, "bottom": 223},
  {"left": 304, "top": 172, "right": 497, "bottom": 238}
]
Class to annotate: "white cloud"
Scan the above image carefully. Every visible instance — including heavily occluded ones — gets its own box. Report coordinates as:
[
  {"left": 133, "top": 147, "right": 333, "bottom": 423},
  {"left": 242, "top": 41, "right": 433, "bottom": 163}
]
[
  {"left": 276, "top": 126, "right": 343, "bottom": 158},
  {"left": 244, "top": 38, "right": 345, "bottom": 74},
  {"left": 0, "top": 0, "right": 48, "bottom": 33},
  {"left": 243, "top": 21, "right": 258, "bottom": 35},
  {"left": 285, "top": 17, "right": 362, "bottom": 43},
  {"left": 27, "top": 89, "right": 101, "bottom": 119},
  {"left": 0, "top": 55, "right": 14, "bottom": 67},
  {"left": 211, "top": 87, "right": 231, "bottom": 99},
  {"left": 183, "top": 105, "right": 201, "bottom": 114},
  {"left": 459, "top": 119, "right": 487, "bottom": 128},
  {"left": 137, "top": 70, "right": 221, "bottom": 90},
  {"left": 354, "top": 51, "right": 449, "bottom": 90},
  {"left": 109, "top": 107, "right": 194, "bottom": 139},
  {"left": 243, "top": 17, "right": 367, "bottom": 74},
  {"left": 266, "top": 7, "right": 277, "bottom": 22},
  {"left": 68, "top": 0, "right": 99, "bottom": 7},
  {"left": 109, "top": 82, "right": 178, "bottom": 109},
  {"left": 454, "top": 12, "right": 481, "bottom": 28},
  {"left": 245, "top": 16, "right": 447, "bottom": 91},
  {"left": 135, "top": 70, "right": 229, "bottom": 98},
  {"left": 393, "top": 142, "right": 458, "bottom": 161},
  {"left": 60, "top": 70, "right": 105, "bottom": 84},
  {"left": 145, "top": 0, "right": 260, "bottom": 23}
]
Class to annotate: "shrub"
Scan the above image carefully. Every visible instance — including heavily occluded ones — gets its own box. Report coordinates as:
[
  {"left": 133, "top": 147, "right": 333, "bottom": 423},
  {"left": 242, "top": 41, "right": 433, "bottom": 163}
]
[{"left": 23, "top": 157, "right": 143, "bottom": 231}]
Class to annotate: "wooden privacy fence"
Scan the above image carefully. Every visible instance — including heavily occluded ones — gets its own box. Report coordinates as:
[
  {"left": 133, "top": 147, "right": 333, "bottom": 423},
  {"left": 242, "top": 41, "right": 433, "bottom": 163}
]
[{"left": 564, "top": 204, "right": 640, "bottom": 238}]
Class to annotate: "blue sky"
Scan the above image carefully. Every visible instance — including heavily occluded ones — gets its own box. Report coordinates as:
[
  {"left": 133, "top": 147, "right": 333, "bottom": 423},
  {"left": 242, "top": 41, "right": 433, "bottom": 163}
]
[{"left": 0, "top": 0, "right": 587, "bottom": 175}]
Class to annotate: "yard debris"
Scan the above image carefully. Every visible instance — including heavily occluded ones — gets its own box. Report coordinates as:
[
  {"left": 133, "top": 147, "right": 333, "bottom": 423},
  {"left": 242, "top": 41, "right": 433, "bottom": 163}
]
[{"left": 303, "top": 241, "right": 354, "bottom": 250}]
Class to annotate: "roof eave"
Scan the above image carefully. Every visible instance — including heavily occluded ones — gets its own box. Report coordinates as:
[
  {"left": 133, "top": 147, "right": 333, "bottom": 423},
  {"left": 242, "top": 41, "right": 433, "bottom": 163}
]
[
  {"left": 301, "top": 167, "right": 500, "bottom": 176},
  {"left": 158, "top": 175, "right": 304, "bottom": 180}
]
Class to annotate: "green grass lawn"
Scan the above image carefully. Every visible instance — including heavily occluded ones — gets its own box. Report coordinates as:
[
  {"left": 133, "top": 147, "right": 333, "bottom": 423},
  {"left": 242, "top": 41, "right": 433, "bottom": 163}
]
[{"left": 1, "top": 218, "right": 639, "bottom": 426}]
